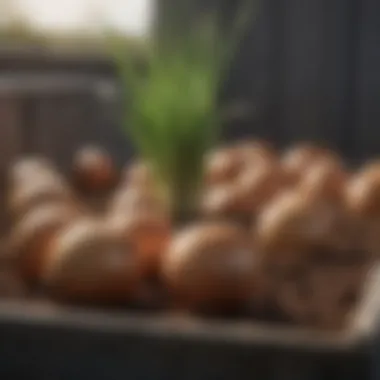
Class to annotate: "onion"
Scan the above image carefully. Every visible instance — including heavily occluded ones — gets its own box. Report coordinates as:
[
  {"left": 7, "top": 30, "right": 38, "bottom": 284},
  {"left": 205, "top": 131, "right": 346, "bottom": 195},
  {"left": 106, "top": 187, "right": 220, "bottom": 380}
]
[
  {"left": 42, "top": 218, "right": 140, "bottom": 304},
  {"left": 161, "top": 221, "right": 257, "bottom": 311},
  {"left": 10, "top": 203, "right": 80, "bottom": 285},
  {"left": 72, "top": 145, "right": 117, "bottom": 193}
]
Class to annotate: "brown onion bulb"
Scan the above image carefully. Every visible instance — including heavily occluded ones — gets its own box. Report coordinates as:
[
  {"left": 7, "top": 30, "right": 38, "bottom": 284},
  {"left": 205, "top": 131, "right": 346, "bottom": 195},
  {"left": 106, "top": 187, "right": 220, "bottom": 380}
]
[
  {"left": 72, "top": 145, "right": 117, "bottom": 193},
  {"left": 161, "top": 222, "right": 257, "bottom": 311},
  {"left": 10, "top": 203, "right": 81, "bottom": 285},
  {"left": 42, "top": 218, "right": 140, "bottom": 304}
]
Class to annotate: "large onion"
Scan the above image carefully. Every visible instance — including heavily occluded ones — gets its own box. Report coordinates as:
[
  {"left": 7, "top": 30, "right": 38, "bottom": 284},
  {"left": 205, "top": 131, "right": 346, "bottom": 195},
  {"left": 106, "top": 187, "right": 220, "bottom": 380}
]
[
  {"left": 161, "top": 222, "right": 258, "bottom": 312},
  {"left": 42, "top": 218, "right": 140, "bottom": 304}
]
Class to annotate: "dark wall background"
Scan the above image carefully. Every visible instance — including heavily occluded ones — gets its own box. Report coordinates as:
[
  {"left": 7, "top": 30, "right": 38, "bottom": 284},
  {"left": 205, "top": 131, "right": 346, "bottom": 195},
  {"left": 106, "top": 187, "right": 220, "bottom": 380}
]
[{"left": 157, "top": 0, "right": 380, "bottom": 164}]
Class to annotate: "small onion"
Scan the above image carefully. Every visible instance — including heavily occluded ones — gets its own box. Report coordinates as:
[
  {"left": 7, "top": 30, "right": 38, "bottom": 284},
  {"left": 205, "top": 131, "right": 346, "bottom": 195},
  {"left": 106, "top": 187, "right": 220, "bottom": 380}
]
[{"left": 72, "top": 145, "right": 117, "bottom": 193}]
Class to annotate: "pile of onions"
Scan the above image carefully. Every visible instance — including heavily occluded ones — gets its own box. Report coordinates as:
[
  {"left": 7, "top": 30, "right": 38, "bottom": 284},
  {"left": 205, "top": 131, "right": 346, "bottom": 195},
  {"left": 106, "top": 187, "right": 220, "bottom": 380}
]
[{"left": 1, "top": 141, "right": 376, "bottom": 330}]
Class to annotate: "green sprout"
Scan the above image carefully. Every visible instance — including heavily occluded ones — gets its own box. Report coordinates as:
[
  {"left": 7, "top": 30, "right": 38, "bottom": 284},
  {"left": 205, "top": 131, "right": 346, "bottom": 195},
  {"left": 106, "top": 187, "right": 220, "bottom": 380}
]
[{"left": 111, "top": 1, "right": 256, "bottom": 223}]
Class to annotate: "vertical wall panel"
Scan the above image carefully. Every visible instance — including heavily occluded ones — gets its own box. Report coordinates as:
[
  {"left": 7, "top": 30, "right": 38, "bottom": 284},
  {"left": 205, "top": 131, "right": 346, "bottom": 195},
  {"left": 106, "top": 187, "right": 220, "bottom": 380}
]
[
  {"left": 319, "top": 0, "right": 358, "bottom": 159},
  {"left": 353, "top": 0, "right": 380, "bottom": 162},
  {"left": 222, "top": 0, "right": 285, "bottom": 146},
  {"left": 282, "top": 0, "right": 326, "bottom": 145}
]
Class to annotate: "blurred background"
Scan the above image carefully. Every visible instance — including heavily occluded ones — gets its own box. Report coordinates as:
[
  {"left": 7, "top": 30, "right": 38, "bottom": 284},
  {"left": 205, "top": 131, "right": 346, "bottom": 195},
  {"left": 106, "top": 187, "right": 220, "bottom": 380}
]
[
  {"left": 0, "top": 0, "right": 379, "bottom": 195},
  {"left": 0, "top": 2, "right": 378, "bottom": 379}
]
